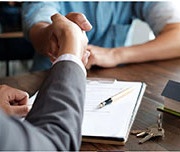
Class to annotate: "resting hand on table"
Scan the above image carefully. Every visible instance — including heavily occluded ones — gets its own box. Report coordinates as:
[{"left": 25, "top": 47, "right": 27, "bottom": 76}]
[
  {"left": 0, "top": 85, "right": 29, "bottom": 117},
  {"left": 86, "top": 45, "right": 120, "bottom": 69}
]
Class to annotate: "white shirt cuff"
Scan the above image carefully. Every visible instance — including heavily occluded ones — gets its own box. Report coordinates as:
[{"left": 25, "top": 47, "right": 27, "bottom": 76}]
[{"left": 53, "top": 54, "right": 87, "bottom": 76}]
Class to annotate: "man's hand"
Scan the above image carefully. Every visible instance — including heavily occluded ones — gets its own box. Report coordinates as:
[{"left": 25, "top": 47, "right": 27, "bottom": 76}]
[
  {"left": 47, "top": 13, "right": 91, "bottom": 61},
  {"left": 0, "top": 85, "right": 29, "bottom": 117},
  {"left": 65, "top": 12, "right": 92, "bottom": 31},
  {"left": 86, "top": 45, "right": 119, "bottom": 69},
  {"left": 30, "top": 12, "right": 92, "bottom": 64}
]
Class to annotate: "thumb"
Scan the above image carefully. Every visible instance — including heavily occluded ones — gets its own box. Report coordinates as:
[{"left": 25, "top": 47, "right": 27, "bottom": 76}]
[
  {"left": 82, "top": 50, "right": 90, "bottom": 65},
  {"left": 11, "top": 105, "right": 29, "bottom": 117},
  {"left": 66, "top": 12, "right": 92, "bottom": 31}
]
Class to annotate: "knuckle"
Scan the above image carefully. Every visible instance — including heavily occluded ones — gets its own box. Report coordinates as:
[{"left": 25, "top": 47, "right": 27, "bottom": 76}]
[
  {"left": 23, "top": 106, "right": 29, "bottom": 113},
  {"left": 51, "top": 13, "right": 61, "bottom": 21},
  {"left": 75, "top": 13, "right": 85, "bottom": 21},
  {"left": 0, "top": 84, "right": 8, "bottom": 88},
  {"left": 0, "top": 84, "right": 10, "bottom": 92},
  {"left": 16, "top": 106, "right": 29, "bottom": 116}
]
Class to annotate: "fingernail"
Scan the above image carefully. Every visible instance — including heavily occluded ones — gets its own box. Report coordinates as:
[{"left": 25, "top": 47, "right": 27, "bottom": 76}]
[{"left": 82, "top": 22, "right": 92, "bottom": 30}]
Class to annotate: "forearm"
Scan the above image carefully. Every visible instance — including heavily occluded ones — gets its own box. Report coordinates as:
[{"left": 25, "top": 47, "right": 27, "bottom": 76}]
[
  {"left": 26, "top": 61, "right": 85, "bottom": 150},
  {"left": 0, "top": 110, "right": 56, "bottom": 151},
  {"left": 0, "top": 62, "right": 85, "bottom": 151},
  {"left": 29, "top": 22, "right": 51, "bottom": 56},
  {"left": 0, "top": 12, "right": 88, "bottom": 151},
  {"left": 115, "top": 24, "right": 180, "bottom": 64}
]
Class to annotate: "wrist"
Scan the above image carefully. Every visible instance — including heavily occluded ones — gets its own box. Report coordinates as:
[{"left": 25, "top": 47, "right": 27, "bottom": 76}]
[
  {"left": 111, "top": 47, "right": 124, "bottom": 65},
  {"left": 113, "top": 47, "right": 131, "bottom": 65},
  {"left": 58, "top": 32, "right": 83, "bottom": 59}
]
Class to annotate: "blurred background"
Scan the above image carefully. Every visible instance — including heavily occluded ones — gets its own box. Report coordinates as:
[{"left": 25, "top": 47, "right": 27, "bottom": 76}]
[{"left": 0, "top": 2, "right": 35, "bottom": 77}]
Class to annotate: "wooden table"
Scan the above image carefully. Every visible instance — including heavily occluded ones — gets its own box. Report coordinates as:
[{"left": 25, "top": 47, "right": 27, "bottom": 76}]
[
  {"left": 0, "top": 59, "right": 180, "bottom": 151},
  {"left": 0, "top": 32, "right": 23, "bottom": 38}
]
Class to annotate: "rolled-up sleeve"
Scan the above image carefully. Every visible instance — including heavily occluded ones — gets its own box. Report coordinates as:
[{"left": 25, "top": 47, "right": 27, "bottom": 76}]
[
  {"left": 22, "top": 2, "right": 60, "bottom": 39},
  {"left": 146, "top": 2, "right": 180, "bottom": 36},
  {"left": 135, "top": 2, "right": 180, "bottom": 36}
]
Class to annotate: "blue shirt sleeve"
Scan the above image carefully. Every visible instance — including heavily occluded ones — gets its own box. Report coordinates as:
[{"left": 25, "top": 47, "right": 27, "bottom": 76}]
[
  {"left": 22, "top": 2, "right": 60, "bottom": 39},
  {"left": 22, "top": 2, "right": 180, "bottom": 42}
]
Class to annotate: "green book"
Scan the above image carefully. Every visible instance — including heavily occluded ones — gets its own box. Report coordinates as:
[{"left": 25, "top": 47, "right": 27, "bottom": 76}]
[{"left": 157, "top": 106, "right": 180, "bottom": 117}]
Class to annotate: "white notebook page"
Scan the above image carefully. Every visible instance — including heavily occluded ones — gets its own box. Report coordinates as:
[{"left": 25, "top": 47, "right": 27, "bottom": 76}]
[
  {"left": 27, "top": 79, "right": 145, "bottom": 141},
  {"left": 82, "top": 79, "right": 144, "bottom": 140}
]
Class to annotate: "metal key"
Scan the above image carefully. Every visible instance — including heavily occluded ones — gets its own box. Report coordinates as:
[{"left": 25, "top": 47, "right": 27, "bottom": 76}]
[
  {"left": 157, "top": 114, "right": 165, "bottom": 136},
  {"left": 158, "top": 113, "right": 163, "bottom": 130},
  {"left": 130, "top": 129, "right": 148, "bottom": 135},
  {"left": 139, "top": 126, "right": 165, "bottom": 144},
  {"left": 131, "top": 113, "right": 165, "bottom": 144},
  {"left": 131, "top": 127, "right": 152, "bottom": 137},
  {"left": 157, "top": 113, "right": 165, "bottom": 138}
]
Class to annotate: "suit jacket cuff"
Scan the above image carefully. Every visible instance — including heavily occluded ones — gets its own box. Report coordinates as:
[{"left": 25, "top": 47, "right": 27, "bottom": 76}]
[{"left": 53, "top": 54, "right": 87, "bottom": 76}]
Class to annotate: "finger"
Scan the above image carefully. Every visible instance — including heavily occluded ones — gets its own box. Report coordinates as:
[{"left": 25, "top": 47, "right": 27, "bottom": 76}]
[
  {"left": 86, "top": 61, "right": 92, "bottom": 70},
  {"left": 86, "top": 55, "right": 94, "bottom": 70},
  {"left": 48, "top": 52, "right": 57, "bottom": 62},
  {"left": 10, "top": 91, "right": 29, "bottom": 106},
  {"left": 66, "top": 12, "right": 92, "bottom": 31},
  {"left": 87, "top": 44, "right": 93, "bottom": 50},
  {"left": 49, "top": 33, "right": 59, "bottom": 62},
  {"left": 82, "top": 31, "right": 89, "bottom": 45},
  {"left": 2, "top": 86, "right": 29, "bottom": 105},
  {"left": 51, "top": 13, "right": 66, "bottom": 22},
  {"left": 85, "top": 45, "right": 94, "bottom": 69},
  {"left": 17, "top": 93, "right": 29, "bottom": 105},
  {"left": 11, "top": 105, "right": 29, "bottom": 117},
  {"left": 82, "top": 50, "right": 90, "bottom": 65}
]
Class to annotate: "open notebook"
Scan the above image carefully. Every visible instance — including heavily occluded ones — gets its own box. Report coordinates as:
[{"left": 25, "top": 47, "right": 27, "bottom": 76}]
[{"left": 28, "top": 78, "right": 146, "bottom": 145}]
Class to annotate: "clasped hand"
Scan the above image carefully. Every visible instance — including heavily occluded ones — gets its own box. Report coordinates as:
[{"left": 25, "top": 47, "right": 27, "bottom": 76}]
[
  {"left": 0, "top": 13, "right": 92, "bottom": 117},
  {"left": 45, "top": 13, "right": 92, "bottom": 65},
  {"left": 0, "top": 85, "right": 29, "bottom": 117},
  {"left": 39, "top": 12, "right": 119, "bottom": 69}
]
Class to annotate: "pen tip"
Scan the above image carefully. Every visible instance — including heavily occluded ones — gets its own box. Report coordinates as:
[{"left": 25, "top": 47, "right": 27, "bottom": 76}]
[{"left": 97, "top": 104, "right": 103, "bottom": 109}]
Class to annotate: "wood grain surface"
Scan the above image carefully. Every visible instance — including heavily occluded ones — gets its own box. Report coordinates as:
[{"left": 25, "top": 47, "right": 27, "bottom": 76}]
[{"left": 0, "top": 59, "right": 180, "bottom": 151}]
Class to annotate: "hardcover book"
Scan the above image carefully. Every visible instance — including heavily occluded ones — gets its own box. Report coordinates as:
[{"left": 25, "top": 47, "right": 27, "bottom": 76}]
[{"left": 160, "top": 80, "right": 180, "bottom": 117}]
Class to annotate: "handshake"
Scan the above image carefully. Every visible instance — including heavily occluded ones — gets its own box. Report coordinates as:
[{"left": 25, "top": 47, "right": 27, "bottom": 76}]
[
  {"left": 0, "top": 13, "right": 93, "bottom": 117},
  {"left": 35, "top": 13, "right": 92, "bottom": 66}
]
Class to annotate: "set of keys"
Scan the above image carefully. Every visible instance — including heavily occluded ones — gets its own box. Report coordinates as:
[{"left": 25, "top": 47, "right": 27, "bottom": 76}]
[{"left": 131, "top": 114, "right": 165, "bottom": 144}]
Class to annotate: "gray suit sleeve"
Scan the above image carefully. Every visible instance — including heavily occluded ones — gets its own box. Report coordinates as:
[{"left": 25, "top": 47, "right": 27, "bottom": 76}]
[{"left": 0, "top": 61, "right": 86, "bottom": 151}]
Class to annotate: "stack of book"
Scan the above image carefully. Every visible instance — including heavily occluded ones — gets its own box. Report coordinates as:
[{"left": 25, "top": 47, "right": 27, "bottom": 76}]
[{"left": 159, "top": 80, "right": 180, "bottom": 117}]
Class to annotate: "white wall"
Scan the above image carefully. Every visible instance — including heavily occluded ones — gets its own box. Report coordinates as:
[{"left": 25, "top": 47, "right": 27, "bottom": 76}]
[{"left": 125, "top": 19, "right": 155, "bottom": 46}]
